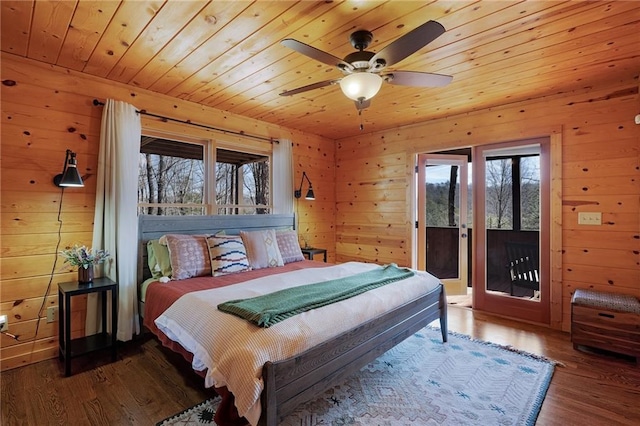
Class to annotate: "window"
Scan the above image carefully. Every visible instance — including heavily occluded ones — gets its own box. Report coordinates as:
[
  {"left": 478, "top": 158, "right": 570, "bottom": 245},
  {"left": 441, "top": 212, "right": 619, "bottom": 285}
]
[
  {"left": 215, "top": 148, "right": 270, "bottom": 215},
  {"left": 519, "top": 156, "right": 540, "bottom": 231},
  {"left": 424, "top": 164, "right": 461, "bottom": 228},
  {"left": 138, "top": 136, "right": 271, "bottom": 215},
  {"left": 485, "top": 158, "right": 513, "bottom": 229},
  {"left": 484, "top": 154, "right": 540, "bottom": 230},
  {"left": 424, "top": 161, "right": 473, "bottom": 228}
]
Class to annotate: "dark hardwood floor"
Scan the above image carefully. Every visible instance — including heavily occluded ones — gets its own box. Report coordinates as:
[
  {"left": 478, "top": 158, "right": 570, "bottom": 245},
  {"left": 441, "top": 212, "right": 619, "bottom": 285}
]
[
  {"left": 0, "top": 333, "right": 214, "bottom": 425},
  {"left": 1, "top": 306, "right": 639, "bottom": 425}
]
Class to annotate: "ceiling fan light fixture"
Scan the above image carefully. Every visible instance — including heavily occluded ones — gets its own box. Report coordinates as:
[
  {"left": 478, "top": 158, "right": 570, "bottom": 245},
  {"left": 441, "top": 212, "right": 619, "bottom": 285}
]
[{"left": 339, "top": 72, "right": 383, "bottom": 101}]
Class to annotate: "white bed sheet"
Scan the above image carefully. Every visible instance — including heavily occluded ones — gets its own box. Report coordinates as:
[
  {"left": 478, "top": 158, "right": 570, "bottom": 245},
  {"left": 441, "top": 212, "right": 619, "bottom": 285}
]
[{"left": 154, "top": 261, "right": 442, "bottom": 425}]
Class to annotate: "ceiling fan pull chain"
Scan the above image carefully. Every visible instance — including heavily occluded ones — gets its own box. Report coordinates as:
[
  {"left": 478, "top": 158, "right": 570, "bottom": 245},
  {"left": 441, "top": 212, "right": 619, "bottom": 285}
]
[{"left": 359, "top": 109, "right": 364, "bottom": 131}]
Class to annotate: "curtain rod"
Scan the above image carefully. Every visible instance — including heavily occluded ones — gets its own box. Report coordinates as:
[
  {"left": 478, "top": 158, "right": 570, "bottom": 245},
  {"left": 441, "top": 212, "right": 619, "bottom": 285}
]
[{"left": 92, "top": 99, "right": 278, "bottom": 143}]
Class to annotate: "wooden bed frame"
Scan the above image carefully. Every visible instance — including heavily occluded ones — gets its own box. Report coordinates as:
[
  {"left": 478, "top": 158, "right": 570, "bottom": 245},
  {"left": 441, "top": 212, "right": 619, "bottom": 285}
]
[{"left": 138, "top": 214, "right": 448, "bottom": 426}]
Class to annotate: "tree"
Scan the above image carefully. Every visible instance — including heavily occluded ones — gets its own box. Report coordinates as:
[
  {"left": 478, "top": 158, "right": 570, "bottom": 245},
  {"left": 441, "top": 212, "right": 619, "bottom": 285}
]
[
  {"left": 142, "top": 153, "right": 157, "bottom": 215},
  {"left": 520, "top": 156, "right": 540, "bottom": 230},
  {"left": 422, "top": 155, "right": 539, "bottom": 231},
  {"left": 447, "top": 165, "right": 458, "bottom": 227},
  {"left": 246, "top": 160, "right": 269, "bottom": 214},
  {"left": 485, "top": 159, "right": 512, "bottom": 229},
  {"left": 139, "top": 153, "right": 204, "bottom": 215},
  {"left": 425, "top": 182, "right": 451, "bottom": 227}
]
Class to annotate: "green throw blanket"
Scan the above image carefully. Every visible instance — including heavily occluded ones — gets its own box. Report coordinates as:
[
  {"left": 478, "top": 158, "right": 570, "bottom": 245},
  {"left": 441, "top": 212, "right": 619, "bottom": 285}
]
[{"left": 217, "top": 264, "right": 415, "bottom": 327}]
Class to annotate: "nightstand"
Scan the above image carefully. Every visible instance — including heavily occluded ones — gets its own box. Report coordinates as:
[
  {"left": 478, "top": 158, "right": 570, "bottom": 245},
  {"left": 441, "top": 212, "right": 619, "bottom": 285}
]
[
  {"left": 301, "top": 247, "right": 327, "bottom": 262},
  {"left": 58, "top": 277, "right": 118, "bottom": 376}
]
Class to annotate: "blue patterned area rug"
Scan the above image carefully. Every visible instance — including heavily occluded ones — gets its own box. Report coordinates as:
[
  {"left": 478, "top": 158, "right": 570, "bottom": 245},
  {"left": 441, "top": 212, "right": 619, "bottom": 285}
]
[{"left": 157, "top": 326, "right": 556, "bottom": 426}]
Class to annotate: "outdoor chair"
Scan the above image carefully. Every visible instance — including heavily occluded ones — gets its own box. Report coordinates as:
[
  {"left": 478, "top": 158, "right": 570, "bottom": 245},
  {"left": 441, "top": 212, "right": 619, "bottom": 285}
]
[{"left": 505, "top": 241, "right": 540, "bottom": 296}]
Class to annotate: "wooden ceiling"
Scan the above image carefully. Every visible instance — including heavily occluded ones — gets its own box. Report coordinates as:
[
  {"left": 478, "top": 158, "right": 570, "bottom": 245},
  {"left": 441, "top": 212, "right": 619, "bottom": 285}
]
[{"left": 2, "top": 1, "right": 638, "bottom": 140}]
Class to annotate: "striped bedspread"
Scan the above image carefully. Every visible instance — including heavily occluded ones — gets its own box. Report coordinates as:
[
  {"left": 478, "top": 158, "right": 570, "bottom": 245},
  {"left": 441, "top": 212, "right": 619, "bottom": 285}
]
[{"left": 154, "top": 261, "right": 442, "bottom": 426}]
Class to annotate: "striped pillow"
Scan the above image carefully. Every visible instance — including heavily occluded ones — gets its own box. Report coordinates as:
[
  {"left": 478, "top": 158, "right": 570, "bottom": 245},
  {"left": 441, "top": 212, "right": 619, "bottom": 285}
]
[{"left": 207, "top": 235, "right": 250, "bottom": 276}]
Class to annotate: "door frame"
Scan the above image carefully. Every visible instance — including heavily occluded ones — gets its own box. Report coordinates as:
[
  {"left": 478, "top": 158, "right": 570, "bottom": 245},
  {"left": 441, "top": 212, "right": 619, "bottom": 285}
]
[
  {"left": 473, "top": 138, "right": 550, "bottom": 324},
  {"left": 416, "top": 154, "right": 469, "bottom": 296}
]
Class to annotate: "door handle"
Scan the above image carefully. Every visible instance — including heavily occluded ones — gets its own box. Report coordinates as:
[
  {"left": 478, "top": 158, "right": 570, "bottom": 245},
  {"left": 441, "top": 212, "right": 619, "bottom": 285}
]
[{"left": 461, "top": 233, "right": 468, "bottom": 238}]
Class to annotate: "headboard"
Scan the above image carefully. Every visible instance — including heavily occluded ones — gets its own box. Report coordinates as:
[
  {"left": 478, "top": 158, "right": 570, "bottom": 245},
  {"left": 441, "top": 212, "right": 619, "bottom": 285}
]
[{"left": 137, "top": 214, "right": 295, "bottom": 282}]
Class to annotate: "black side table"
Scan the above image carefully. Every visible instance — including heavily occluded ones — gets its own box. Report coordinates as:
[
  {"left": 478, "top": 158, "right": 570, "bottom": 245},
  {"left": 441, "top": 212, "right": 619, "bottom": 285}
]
[
  {"left": 58, "top": 277, "right": 118, "bottom": 376},
  {"left": 301, "top": 247, "right": 327, "bottom": 262}
]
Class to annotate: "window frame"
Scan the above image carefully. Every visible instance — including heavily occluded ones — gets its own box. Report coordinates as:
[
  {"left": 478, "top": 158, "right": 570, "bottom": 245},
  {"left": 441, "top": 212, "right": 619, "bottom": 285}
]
[{"left": 138, "top": 129, "right": 273, "bottom": 215}]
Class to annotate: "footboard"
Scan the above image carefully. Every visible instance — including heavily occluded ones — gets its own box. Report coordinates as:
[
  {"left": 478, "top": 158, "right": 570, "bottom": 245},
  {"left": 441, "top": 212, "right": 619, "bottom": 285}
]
[{"left": 259, "top": 284, "right": 447, "bottom": 426}]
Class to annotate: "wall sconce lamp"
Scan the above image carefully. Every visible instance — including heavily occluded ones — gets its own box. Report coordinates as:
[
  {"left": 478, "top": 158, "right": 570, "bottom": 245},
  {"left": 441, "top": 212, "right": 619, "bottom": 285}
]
[
  {"left": 294, "top": 171, "right": 315, "bottom": 200},
  {"left": 53, "top": 149, "right": 84, "bottom": 187}
]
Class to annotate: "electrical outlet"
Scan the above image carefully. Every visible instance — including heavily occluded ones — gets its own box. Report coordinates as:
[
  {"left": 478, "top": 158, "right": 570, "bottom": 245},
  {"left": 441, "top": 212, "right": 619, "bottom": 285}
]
[
  {"left": 46, "top": 306, "right": 59, "bottom": 323},
  {"left": 578, "top": 212, "right": 602, "bottom": 225},
  {"left": 0, "top": 314, "right": 8, "bottom": 332}
]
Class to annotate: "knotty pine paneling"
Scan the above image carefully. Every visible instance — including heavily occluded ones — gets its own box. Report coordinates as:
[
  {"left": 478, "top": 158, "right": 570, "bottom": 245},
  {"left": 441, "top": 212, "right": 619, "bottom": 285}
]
[
  {"left": 336, "top": 77, "right": 639, "bottom": 332},
  {"left": 562, "top": 264, "right": 640, "bottom": 290},
  {"left": 1, "top": 212, "right": 96, "bottom": 236},
  {"left": 3, "top": 1, "right": 639, "bottom": 141},
  {"left": 82, "top": 0, "right": 163, "bottom": 78},
  {"left": 55, "top": 1, "right": 123, "bottom": 72},
  {"left": 0, "top": 294, "right": 57, "bottom": 323},
  {"left": 564, "top": 156, "right": 639, "bottom": 181},
  {"left": 563, "top": 230, "right": 638, "bottom": 251},
  {"left": 26, "top": 0, "right": 75, "bottom": 64},
  {"left": 0, "top": 1, "right": 33, "bottom": 57},
  {"left": 563, "top": 195, "right": 638, "bottom": 214},
  {"left": 1, "top": 273, "right": 75, "bottom": 302},
  {"left": 293, "top": 139, "right": 336, "bottom": 262},
  {"left": 0, "top": 53, "right": 336, "bottom": 371},
  {"left": 563, "top": 176, "right": 639, "bottom": 197},
  {"left": 563, "top": 246, "right": 638, "bottom": 272}
]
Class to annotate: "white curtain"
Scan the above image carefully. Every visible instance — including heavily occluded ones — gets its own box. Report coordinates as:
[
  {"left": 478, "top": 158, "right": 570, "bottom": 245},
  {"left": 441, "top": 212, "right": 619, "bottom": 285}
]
[
  {"left": 272, "top": 139, "right": 294, "bottom": 214},
  {"left": 87, "top": 99, "right": 141, "bottom": 341}
]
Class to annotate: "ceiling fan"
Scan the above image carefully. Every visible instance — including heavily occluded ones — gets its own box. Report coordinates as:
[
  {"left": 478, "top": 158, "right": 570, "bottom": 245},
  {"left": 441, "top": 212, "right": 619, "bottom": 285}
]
[{"left": 279, "top": 20, "right": 453, "bottom": 111}]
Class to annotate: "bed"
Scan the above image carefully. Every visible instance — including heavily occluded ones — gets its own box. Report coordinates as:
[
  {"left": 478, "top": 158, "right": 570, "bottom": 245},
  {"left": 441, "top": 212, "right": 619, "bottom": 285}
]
[{"left": 138, "top": 214, "right": 447, "bottom": 426}]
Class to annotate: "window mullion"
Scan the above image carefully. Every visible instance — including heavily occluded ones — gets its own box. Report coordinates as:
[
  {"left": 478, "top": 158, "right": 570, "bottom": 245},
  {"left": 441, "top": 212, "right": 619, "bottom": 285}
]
[
  {"left": 512, "top": 157, "right": 522, "bottom": 231},
  {"left": 206, "top": 141, "right": 216, "bottom": 215}
]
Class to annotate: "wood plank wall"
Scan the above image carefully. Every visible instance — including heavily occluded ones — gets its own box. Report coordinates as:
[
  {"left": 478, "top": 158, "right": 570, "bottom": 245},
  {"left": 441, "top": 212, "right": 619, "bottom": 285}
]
[
  {"left": 336, "top": 76, "right": 640, "bottom": 332},
  {"left": 0, "top": 53, "right": 336, "bottom": 371}
]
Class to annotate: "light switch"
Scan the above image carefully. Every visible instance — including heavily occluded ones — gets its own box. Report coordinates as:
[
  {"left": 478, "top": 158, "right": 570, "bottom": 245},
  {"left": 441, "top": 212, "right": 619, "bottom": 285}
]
[{"left": 578, "top": 212, "right": 601, "bottom": 225}]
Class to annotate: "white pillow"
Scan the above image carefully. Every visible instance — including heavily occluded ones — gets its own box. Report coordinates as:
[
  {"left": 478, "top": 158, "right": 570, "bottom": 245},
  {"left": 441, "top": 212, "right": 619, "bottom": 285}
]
[{"left": 240, "top": 229, "right": 284, "bottom": 270}]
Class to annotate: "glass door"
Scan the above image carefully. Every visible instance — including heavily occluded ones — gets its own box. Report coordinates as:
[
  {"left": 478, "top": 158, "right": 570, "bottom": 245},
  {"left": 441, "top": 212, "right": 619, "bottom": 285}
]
[
  {"left": 417, "top": 154, "right": 469, "bottom": 296},
  {"left": 473, "top": 139, "right": 550, "bottom": 324}
]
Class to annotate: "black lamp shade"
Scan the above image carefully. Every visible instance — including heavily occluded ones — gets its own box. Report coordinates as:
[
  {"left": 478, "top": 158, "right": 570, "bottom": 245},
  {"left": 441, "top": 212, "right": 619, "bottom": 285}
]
[
  {"left": 55, "top": 165, "right": 84, "bottom": 187},
  {"left": 54, "top": 150, "right": 84, "bottom": 187},
  {"left": 305, "top": 186, "right": 315, "bottom": 200}
]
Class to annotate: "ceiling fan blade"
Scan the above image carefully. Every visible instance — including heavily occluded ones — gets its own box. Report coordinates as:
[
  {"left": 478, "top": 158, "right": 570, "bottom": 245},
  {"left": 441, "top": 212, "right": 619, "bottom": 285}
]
[
  {"left": 281, "top": 39, "right": 353, "bottom": 70},
  {"left": 279, "top": 79, "right": 340, "bottom": 96},
  {"left": 384, "top": 70, "right": 453, "bottom": 87},
  {"left": 369, "top": 20, "right": 445, "bottom": 68}
]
